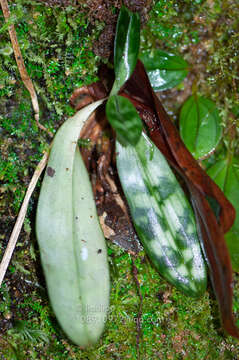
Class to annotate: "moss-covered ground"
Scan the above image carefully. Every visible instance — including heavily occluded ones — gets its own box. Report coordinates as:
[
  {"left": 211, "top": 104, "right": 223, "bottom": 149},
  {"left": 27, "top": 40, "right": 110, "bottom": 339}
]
[{"left": 1, "top": 0, "right": 239, "bottom": 358}]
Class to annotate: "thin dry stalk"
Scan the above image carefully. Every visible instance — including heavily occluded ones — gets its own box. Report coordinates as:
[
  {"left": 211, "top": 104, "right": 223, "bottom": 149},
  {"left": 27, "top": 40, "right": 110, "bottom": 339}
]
[
  {"left": 0, "top": 0, "right": 53, "bottom": 137},
  {"left": 131, "top": 256, "right": 143, "bottom": 360},
  {"left": 0, "top": 152, "right": 49, "bottom": 287}
]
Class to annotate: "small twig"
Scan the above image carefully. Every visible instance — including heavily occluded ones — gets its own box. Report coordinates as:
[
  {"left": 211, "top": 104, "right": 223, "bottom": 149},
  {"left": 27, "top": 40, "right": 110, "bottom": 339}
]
[
  {"left": 0, "top": 152, "right": 49, "bottom": 287},
  {"left": 131, "top": 256, "right": 143, "bottom": 360},
  {"left": 0, "top": 0, "right": 53, "bottom": 138}
]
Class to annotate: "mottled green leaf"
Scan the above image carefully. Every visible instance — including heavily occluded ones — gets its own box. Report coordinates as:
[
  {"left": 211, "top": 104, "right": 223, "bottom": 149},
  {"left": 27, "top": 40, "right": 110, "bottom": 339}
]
[
  {"left": 116, "top": 131, "right": 207, "bottom": 297},
  {"left": 140, "top": 50, "right": 188, "bottom": 91},
  {"left": 207, "top": 157, "right": 239, "bottom": 272},
  {"left": 106, "top": 95, "right": 143, "bottom": 146},
  {"left": 111, "top": 6, "right": 140, "bottom": 95},
  {"left": 180, "top": 96, "right": 222, "bottom": 159}
]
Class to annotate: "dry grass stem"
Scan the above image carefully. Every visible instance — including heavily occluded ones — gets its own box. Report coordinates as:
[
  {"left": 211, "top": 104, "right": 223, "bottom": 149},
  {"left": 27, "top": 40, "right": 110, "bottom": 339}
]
[
  {"left": 0, "top": 0, "right": 53, "bottom": 137},
  {"left": 0, "top": 152, "right": 49, "bottom": 287}
]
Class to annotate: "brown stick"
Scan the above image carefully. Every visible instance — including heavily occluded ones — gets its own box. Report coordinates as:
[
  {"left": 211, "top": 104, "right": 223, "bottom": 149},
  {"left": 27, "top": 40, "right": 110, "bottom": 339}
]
[
  {"left": 0, "top": 152, "right": 49, "bottom": 287},
  {"left": 0, "top": 0, "right": 53, "bottom": 137}
]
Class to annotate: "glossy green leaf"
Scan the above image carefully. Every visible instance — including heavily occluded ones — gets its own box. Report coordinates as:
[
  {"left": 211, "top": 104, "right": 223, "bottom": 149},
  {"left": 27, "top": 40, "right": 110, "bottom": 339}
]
[
  {"left": 207, "top": 157, "right": 239, "bottom": 272},
  {"left": 36, "top": 100, "right": 110, "bottom": 346},
  {"left": 111, "top": 6, "right": 140, "bottom": 96},
  {"left": 179, "top": 96, "right": 222, "bottom": 160},
  {"left": 106, "top": 95, "right": 143, "bottom": 146},
  {"left": 140, "top": 50, "right": 188, "bottom": 91}
]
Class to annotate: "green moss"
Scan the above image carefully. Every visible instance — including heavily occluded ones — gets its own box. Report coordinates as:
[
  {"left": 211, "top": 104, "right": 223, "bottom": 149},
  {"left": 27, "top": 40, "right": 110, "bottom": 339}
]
[
  {"left": 0, "top": 0, "right": 100, "bottom": 117},
  {"left": 0, "top": 0, "right": 101, "bottom": 218},
  {"left": 2, "top": 242, "right": 239, "bottom": 358}
]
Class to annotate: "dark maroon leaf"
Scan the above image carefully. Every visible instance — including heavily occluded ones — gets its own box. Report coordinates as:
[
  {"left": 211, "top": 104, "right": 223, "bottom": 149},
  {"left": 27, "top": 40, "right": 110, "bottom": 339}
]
[{"left": 189, "top": 183, "right": 239, "bottom": 339}]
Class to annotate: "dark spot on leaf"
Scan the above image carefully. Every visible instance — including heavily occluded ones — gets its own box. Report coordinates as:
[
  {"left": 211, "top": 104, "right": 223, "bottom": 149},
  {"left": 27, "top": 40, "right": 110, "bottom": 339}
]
[
  {"left": 156, "top": 177, "right": 176, "bottom": 200},
  {"left": 178, "top": 208, "right": 191, "bottom": 230},
  {"left": 157, "top": 216, "right": 168, "bottom": 232},
  {"left": 81, "top": 239, "right": 86, "bottom": 243},
  {"left": 174, "top": 233, "right": 188, "bottom": 250},
  {"left": 75, "top": 216, "right": 79, "bottom": 220},
  {"left": 46, "top": 166, "right": 55, "bottom": 177},
  {"left": 66, "top": 168, "right": 69, "bottom": 171},
  {"left": 90, "top": 215, "right": 93, "bottom": 218},
  {"left": 97, "top": 249, "right": 102, "bottom": 254}
]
